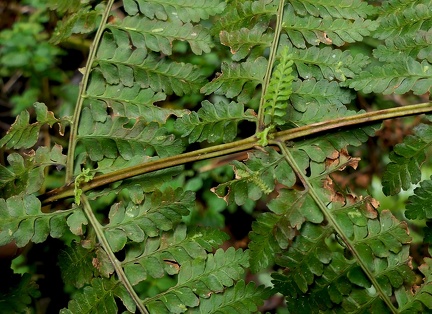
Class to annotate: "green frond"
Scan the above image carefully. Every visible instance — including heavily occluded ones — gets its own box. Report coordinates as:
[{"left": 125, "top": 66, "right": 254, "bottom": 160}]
[
  {"left": 249, "top": 193, "right": 323, "bottom": 273},
  {"left": 46, "top": 0, "right": 81, "bottom": 13},
  {"left": 201, "top": 57, "right": 267, "bottom": 103},
  {"left": 395, "top": 257, "right": 432, "bottom": 313},
  {"left": 50, "top": 4, "right": 103, "bottom": 44},
  {"left": 290, "top": 46, "right": 370, "bottom": 82},
  {"left": 175, "top": 100, "right": 256, "bottom": 143},
  {"left": 0, "top": 102, "right": 68, "bottom": 149},
  {"left": 375, "top": 1, "right": 432, "bottom": 40},
  {"left": 283, "top": 4, "right": 378, "bottom": 48},
  {"left": 60, "top": 277, "right": 135, "bottom": 314},
  {"left": 291, "top": 78, "right": 355, "bottom": 112},
  {"left": 109, "top": 16, "right": 213, "bottom": 55},
  {"left": 213, "top": 0, "right": 277, "bottom": 34},
  {"left": 263, "top": 47, "right": 294, "bottom": 127},
  {"left": 96, "top": 31, "right": 207, "bottom": 96},
  {"left": 220, "top": 23, "right": 273, "bottom": 61},
  {"left": 58, "top": 243, "right": 97, "bottom": 289},
  {"left": 0, "top": 194, "right": 82, "bottom": 248},
  {"left": 211, "top": 148, "right": 296, "bottom": 206},
  {"left": 345, "top": 57, "right": 432, "bottom": 95},
  {"left": 122, "top": 225, "right": 229, "bottom": 285},
  {"left": 143, "top": 247, "right": 249, "bottom": 313},
  {"left": 0, "top": 145, "right": 66, "bottom": 198},
  {"left": 123, "top": 0, "right": 226, "bottom": 23},
  {"left": 189, "top": 280, "right": 271, "bottom": 313},
  {"left": 77, "top": 107, "right": 184, "bottom": 161},
  {"left": 405, "top": 178, "right": 432, "bottom": 220},
  {"left": 103, "top": 188, "right": 194, "bottom": 252},
  {"left": 289, "top": 0, "right": 377, "bottom": 19},
  {"left": 382, "top": 123, "right": 432, "bottom": 195}
]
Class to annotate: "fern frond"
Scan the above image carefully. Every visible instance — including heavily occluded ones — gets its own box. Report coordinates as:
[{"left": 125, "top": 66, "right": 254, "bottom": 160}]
[
  {"left": 382, "top": 123, "right": 432, "bottom": 196},
  {"left": 405, "top": 178, "right": 432, "bottom": 220},
  {"left": 143, "top": 247, "right": 249, "bottom": 313},
  {"left": 0, "top": 145, "right": 66, "bottom": 198},
  {"left": 374, "top": 2, "right": 432, "bottom": 40},
  {"left": 290, "top": 46, "right": 370, "bottom": 82},
  {"left": 283, "top": 4, "right": 378, "bottom": 48},
  {"left": 123, "top": 0, "right": 226, "bottom": 23},
  {"left": 103, "top": 188, "right": 194, "bottom": 252},
  {"left": 344, "top": 57, "right": 432, "bottom": 95},
  {"left": 395, "top": 257, "right": 432, "bottom": 313},
  {"left": 50, "top": 4, "right": 103, "bottom": 44},
  {"left": 0, "top": 194, "right": 83, "bottom": 247},
  {"left": 201, "top": 57, "right": 267, "bottom": 103},
  {"left": 289, "top": 0, "right": 376, "bottom": 19},
  {"left": 189, "top": 280, "right": 271, "bottom": 313},
  {"left": 263, "top": 47, "right": 294, "bottom": 127},
  {"left": 96, "top": 31, "right": 207, "bottom": 96},
  {"left": 211, "top": 148, "right": 296, "bottom": 206},
  {"left": 122, "top": 225, "right": 229, "bottom": 285},
  {"left": 220, "top": 23, "right": 273, "bottom": 61},
  {"left": 249, "top": 191, "right": 322, "bottom": 273},
  {"left": 78, "top": 107, "right": 184, "bottom": 161},
  {"left": 0, "top": 102, "right": 68, "bottom": 149},
  {"left": 60, "top": 277, "right": 135, "bottom": 314},
  {"left": 175, "top": 100, "right": 256, "bottom": 143},
  {"left": 58, "top": 243, "right": 96, "bottom": 289},
  {"left": 109, "top": 17, "right": 213, "bottom": 55},
  {"left": 213, "top": 0, "right": 277, "bottom": 34}
]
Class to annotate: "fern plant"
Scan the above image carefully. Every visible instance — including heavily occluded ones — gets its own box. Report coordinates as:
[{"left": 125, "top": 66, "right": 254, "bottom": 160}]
[{"left": 2, "top": 0, "right": 432, "bottom": 313}]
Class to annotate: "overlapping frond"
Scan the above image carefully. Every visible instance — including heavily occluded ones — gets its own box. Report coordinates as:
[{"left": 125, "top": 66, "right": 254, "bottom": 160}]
[
  {"left": 123, "top": 0, "right": 226, "bottom": 23},
  {"left": 77, "top": 107, "right": 184, "bottom": 161},
  {"left": 122, "top": 225, "right": 228, "bottom": 285},
  {"left": 289, "top": 0, "right": 376, "bottom": 19},
  {"left": 103, "top": 188, "right": 194, "bottom": 252},
  {"left": 382, "top": 123, "right": 432, "bottom": 195},
  {"left": 143, "top": 247, "right": 249, "bottom": 313},
  {"left": 201, "top": 57, "right": 267, "bottom": 104},
  {"left": 175, "top": 100, "right": 256, "bottom": 143},
  {"left": 0, "top": 102, "right": 68, "bottom": 149},
  {"left": 0, "top": 195, "right": 86, "bottom": 248}
]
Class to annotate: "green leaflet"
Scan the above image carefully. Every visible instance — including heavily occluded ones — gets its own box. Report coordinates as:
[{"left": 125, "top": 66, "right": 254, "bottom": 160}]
[
  {"left": 103, "top": 188, "right": 194, "bottom": 252},
  {"left": 220, "top": 23, "right": 273, "bottom": 61},
  {"left": 201, "top": 57, "right": 267, "bottom": 104},
  {"left": 122, "top": 225, "right": 229, "bottom": 285},
  {"left": 60, "top": 277, "right": 136, "bottom": 314},
  {"left": 123, "top": 0, "right": 226, "bottom": 23},
  {"left": 0, "top": 145, "right": 66, "bottom": 198},
  {"left": 175, "top": 100, "right": 256, "bottom": 143},
  {"left": 382, "top": 123, "right": 432, "bottom": 195},
  {"left": 289, "top": 0, "right": 376, "bottom": 19},
  {"left": 283, "top": 4, "right": 378, "bottom": 48},
  {"left": 0, "top": 194, "right": 84, "bottom": 248},
  {"left": 0, "top": 102, "right": 68, "bottom": 149},
  {"left": 143, "top": 247, "right": 249, "bottom": 313},
  {"left": 405, "top": 178, "right": 432, "bottom": 220},
  {"left": 262, "top": 46, "right": 294, "bottom": 127},
  {"left": 188, "top": 280, "right": 271, "bottom": 313},
  {"left": 96, "top": 30, "right": 207, "bottom": 96},
  {"left": 109, "top": 16, "right": 213, "bottom": 55},
  {"left": 211, "top": 148, "right": 296, "bottom": 206},
  {"left": 77, "top": 107, "right": 184, "bottom": 161}
]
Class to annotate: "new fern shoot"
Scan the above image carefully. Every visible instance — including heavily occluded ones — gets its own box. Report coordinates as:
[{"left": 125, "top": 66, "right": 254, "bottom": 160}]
[{"left": 1, "top": 1, "right": 432, "bottom": 313}]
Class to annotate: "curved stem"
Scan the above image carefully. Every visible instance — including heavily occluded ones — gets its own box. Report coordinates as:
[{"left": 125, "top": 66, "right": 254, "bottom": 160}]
[
  {"left": 42, "top": 102, "right": 432, "bottom": 204},
  {"left": 276, "top": 142, "right": 398, "bottom": 313},
  {"left": 80, "top": 195, "right": 149, "bottom": 314},
  {"left": 256, "top": 0, "right": 285, "bottom": 132},
  {"left": 65, "top": 0, "right": 115, "bottom": 183}
]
